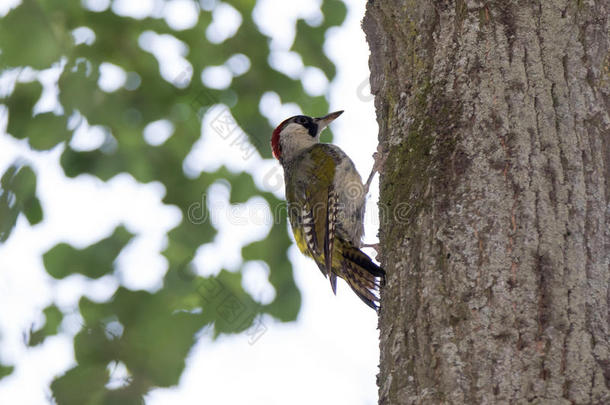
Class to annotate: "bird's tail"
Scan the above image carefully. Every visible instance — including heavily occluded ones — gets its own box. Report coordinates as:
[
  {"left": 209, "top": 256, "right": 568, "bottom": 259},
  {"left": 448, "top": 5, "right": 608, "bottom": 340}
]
[{"left": 338, "top": 239, "right": 385, "bottom": 311}]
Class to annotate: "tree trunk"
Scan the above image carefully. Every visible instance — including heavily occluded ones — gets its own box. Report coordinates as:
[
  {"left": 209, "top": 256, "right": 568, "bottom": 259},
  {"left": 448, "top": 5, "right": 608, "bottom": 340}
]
[{"left": 363, "top": 1, "right": 609, "bottom": 403}]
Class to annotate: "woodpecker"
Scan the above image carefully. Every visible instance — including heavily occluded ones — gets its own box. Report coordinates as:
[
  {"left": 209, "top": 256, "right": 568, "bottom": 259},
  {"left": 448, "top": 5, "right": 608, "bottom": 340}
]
[{"left": 271, "top": 110, "right": 385, "bottom": 310}]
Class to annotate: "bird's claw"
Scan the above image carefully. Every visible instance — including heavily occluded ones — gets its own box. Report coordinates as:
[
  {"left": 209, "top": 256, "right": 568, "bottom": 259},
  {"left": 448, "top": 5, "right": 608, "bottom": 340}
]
[{"left": 364, "top": 144, "right": 387, "bottom": 194}]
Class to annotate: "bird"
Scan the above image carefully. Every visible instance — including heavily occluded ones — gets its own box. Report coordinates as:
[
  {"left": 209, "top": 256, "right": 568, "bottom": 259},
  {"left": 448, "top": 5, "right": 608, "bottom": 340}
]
[{"left": 271, "top": 110, "right": 385, "bottom": 310}]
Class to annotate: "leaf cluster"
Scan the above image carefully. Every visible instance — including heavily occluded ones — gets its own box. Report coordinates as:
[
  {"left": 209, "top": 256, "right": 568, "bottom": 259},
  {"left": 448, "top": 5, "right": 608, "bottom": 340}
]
[{"left": 0, "top": 0, "right": 347, "bottom": 402}]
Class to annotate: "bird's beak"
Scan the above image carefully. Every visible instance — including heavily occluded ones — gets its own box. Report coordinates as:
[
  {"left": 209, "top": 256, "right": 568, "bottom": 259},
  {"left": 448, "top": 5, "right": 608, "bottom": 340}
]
[{"left": 314, "top": 110, "right": 344, "bottom": 132}]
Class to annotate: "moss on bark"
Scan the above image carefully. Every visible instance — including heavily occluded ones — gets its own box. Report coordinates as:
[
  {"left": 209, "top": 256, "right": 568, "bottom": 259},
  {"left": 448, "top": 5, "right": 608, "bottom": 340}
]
[{"left": 365, "top": 0, "right": 610, "bottom": 404}]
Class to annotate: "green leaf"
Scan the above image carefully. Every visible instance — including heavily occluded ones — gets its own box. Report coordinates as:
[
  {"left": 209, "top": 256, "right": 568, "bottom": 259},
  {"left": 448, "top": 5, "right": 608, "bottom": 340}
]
[
  {"left": 5, "top": 81, "right": 43, "bottom": 139},
  {"left": 0, "top": 0, "right": 65, "bottom": 69},
  {"left": 0, "top": 363, "right": 13, "bottom": 381},
  {"left": 43, "top": 225, "right": 134, "bottom": 279},
  {"left": 79, "top": 297, "right": 114, "bottom": 327},
  {"left": 28, "top": 305, "right": 63, "bottom": 346},
  {"left": 26, "top": 113, "right": 70, "bottom": 150},
  {"left": 23, "top": 196, "right": 43, "bottom": 225},
  {"left": 291, "top": 0, "right": 347, "bottom": 82},
  {"left": 58, "top": 58, "right": 102, "bottom": 120},
  {"left": 100, "top": 388, "right": 145, "bottom": 405},
  {"left": 110, "top": 288, "right": 206, "bottom": 387},
  {"left": 292, "top": 19, "right": 335, "bottom": 80},
  {"left": 0, "top": 164, "right": 43, "bottom": 241},
  {"left": 74, "top": 323, "right": 118, "bottom": 366},
  {"left": 197, "top": 270, "right": 260, "bottom": 335},
  {"left": 322, "top": 0, "right": 349, "bottom": 27},
  {"left": 51, "top": 364, "right": 108, "bottom": 405}
]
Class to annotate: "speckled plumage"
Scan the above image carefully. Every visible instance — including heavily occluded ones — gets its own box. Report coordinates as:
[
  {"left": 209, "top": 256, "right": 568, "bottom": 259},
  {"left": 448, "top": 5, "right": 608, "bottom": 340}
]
[{"left": 272, "top": 112, "right": 384, "bottom": 310}]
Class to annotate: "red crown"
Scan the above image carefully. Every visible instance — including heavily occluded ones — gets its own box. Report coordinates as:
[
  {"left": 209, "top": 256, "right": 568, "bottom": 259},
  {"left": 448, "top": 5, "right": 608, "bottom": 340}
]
[{"left": 271, "top": 117, "right": 292, "bottom": 160}]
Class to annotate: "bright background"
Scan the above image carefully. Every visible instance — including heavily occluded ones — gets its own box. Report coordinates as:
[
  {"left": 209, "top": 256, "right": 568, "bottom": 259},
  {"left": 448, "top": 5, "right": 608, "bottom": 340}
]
[{"left": 0, "top": 0, "right": 381, "bottom": 404}]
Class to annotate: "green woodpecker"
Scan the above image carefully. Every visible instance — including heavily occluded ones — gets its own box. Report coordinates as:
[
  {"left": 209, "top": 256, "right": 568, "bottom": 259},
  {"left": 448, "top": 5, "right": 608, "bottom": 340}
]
[{"left": 271, "top": 110, "right": 385, "bottom": 310}]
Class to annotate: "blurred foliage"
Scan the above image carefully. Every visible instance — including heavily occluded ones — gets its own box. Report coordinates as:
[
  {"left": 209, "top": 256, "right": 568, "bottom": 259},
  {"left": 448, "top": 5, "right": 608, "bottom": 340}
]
[
  {"left": 0, "top": 163, "right": 43, "bottom": 241},
  {"left": 0, "top": 0, "right": 346, "bottom": 403},
  {"left": 0, "top": 364, "right": 14, "bottom": 382},
  {"left": 44, "top": 225, "right": 134, "bottom": 279},
  {"left": 28, "top": 305, "right": 64, "bottom": 347}
]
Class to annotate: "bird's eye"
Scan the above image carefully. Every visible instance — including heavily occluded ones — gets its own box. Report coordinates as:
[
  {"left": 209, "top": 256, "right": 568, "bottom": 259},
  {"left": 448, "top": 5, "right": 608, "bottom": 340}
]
[{"left": 297, "top": 116, "right": 307, "bottom": 124}]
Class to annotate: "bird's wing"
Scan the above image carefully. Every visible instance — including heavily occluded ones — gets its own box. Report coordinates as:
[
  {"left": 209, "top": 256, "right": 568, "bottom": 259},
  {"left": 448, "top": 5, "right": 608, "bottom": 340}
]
[
  {"left": 290, "top": 144, "right": 343, "bottom": 291},
  {"left": 288, "top": 144, "right": 385, "bottom": 308},
  {"left": 324, "top": 184, "right": 339, "bottom": 294}
]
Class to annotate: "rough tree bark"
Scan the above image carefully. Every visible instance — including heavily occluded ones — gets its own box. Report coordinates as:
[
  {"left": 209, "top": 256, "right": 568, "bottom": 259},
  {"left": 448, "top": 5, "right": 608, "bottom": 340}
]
[{"left": 363, "top": 0, "right": 609, "bottom": 403}]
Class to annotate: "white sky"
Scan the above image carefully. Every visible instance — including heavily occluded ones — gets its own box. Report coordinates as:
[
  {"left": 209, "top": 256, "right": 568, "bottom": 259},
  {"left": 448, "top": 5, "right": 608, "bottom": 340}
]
[{"left": 0, "top": 1, "right": 381, "bottom": 404}]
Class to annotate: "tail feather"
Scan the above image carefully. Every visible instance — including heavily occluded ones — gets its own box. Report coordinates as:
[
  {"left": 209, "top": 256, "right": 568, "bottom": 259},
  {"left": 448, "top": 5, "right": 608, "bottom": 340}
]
[
  {"left": 342, "top": 245, "right": 385, "bottom": 279},
  {"left": 342, "top": 261, "right": 378, "bottom": 309},
  {"left": 339, "top": 240, "right": 385, "bottom": 311}
]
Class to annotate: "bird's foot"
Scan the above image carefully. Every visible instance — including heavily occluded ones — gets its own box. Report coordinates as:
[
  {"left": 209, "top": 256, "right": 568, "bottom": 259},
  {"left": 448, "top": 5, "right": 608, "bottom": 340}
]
[
  {"left": 362, "top": 242, "right": 382, "bottom": 257},
  {"left": 364, "top": 144, "right": 387, "bottom": 195}
]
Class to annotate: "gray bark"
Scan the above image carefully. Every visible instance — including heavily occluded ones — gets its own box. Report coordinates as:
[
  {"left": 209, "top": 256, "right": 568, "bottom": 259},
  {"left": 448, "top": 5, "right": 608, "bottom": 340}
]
[{"left": 363, "top": 0, "right": 609, "bottom": 403}]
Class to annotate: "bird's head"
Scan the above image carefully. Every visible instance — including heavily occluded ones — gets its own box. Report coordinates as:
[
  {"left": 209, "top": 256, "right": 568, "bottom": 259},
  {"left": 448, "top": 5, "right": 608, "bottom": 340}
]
[{"left": 271, "top": 110, "right": 343, "bottom": 163}]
